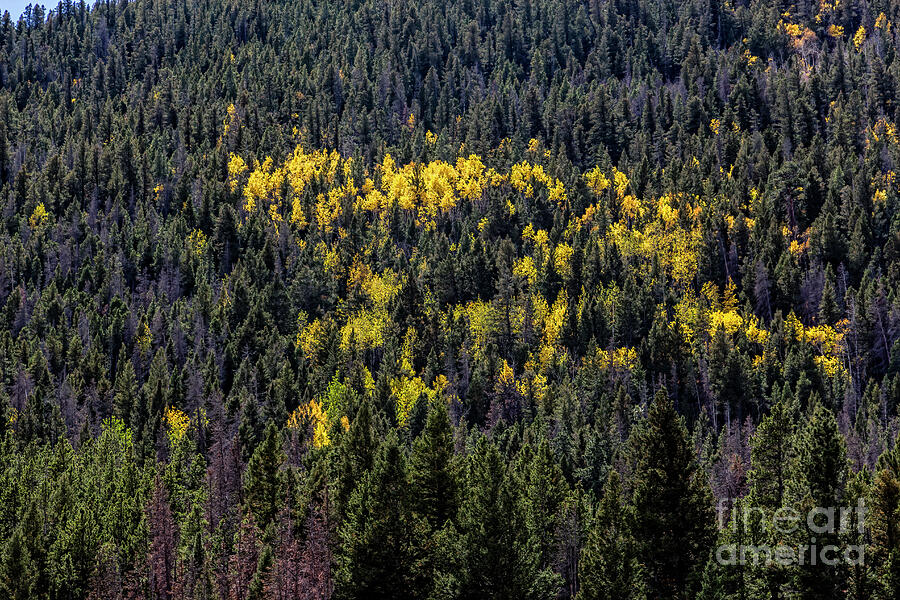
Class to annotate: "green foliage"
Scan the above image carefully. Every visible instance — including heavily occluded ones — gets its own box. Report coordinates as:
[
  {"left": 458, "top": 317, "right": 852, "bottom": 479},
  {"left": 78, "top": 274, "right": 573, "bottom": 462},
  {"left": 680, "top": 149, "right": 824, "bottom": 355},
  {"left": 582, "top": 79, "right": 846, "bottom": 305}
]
[
  {"left": 578, "top": 471, "right": 646, "bottom": 600},
  {"left": 335, "top": 431, "right": 425, "bottom": 599},
  {"left": 2, "top": 0, "right": 900, "bottom": 595},
  {"left": 627, "top": 390, "right": 716, "bottom": 599},
  {"left": 243, "top": 423, "right": 286, "bottom": 534}
]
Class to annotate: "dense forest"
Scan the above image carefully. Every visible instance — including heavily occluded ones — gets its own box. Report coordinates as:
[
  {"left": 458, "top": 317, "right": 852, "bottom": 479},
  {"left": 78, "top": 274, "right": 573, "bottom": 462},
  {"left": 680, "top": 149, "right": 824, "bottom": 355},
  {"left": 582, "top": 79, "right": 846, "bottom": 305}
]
[{"left": 1, "top": 0, "right": 900, "bottom": 597}]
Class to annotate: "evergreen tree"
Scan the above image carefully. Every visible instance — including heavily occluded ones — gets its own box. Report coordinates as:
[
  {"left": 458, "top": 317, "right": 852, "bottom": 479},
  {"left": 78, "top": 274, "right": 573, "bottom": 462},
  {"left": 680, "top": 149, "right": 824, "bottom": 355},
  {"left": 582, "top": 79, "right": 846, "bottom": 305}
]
[
  {"left": 243, "top": 423, "right": 286, "bottom": 535},
  {"left": 787, "top": 401, "right": 850, "bottom": 599},
  {"left": 334, "top": 431, "right": 424, "bottom": 599},
  {"left": 520, "top": 438, "right": 568, "bottom": 571},
  {"left": 869, "top": 440, "right": 900, "bottom": 599},
  {"left": 456, "top": 436, "right": 559, "bottom": 600},
  {"left": 333, "top": 396, "right": 377, "bottom": 518},
  {"left": 0, "top": 528, "right": 39, "bottom": 600},
  {"left": 578, "top": 470, "right": 646, "bottom": 600},
  {"left": 409, "top": 397, "right": 458, "bottom": 529},
  {"left": 627, "top": 389, "right": 716, "bottom": 598}
]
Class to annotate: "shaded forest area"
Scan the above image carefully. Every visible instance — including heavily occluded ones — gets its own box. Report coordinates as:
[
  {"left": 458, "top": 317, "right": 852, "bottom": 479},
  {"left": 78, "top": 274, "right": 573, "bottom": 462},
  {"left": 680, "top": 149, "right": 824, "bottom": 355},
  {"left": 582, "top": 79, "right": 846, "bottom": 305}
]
[{"left": 1, "top": 0, "right": 900, "bottom": 597}]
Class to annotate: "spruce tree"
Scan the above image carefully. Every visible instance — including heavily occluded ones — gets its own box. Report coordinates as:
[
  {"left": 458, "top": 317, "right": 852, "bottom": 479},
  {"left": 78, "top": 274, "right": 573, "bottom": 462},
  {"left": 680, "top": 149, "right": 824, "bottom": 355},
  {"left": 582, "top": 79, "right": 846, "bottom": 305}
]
[
  {"left": 869, "top": 440, "right": 900, "bottom": 599},
  {"left": 520, "top": 438, "right": 568, "bottom": 571},
  {"left": 0, "top": 528, "right": 38, "bottom": 600},
  {"left": 745, "top": 394, "right": 799, "bottom": 598},
  {"left": 456, "top": 436, "right": 559, "bottom": 600},
  {"left": 409, "top": 398, "right": 458, "bottom": 529},
  {"left": 243, "top": 423, "right": 286, "bottom": 535},
  {"left": 748, "top": 395, "right": 797, "bottom": 511},
  {"left": 334, "top": 431, "right": 424, "bottom": 599},
  {"left": 627, "top": 389, "right": 715, "bottom": 599},
  {"left": 578, "top": 470, "right": 646, "bottom": 600},
  {"left": 333, "top": 395, "right": 377, "bottom": 518},
  {"left": 787, "top": 400, "right": 849, "bottom": 599}
]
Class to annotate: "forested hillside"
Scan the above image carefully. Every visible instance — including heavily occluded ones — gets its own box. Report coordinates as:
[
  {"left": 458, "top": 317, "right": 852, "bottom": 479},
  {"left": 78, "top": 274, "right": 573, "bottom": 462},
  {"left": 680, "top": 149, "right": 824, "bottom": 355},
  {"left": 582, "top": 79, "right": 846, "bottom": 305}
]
[{"left": 1, "top": 0, "right": 900, "bottom": 597}]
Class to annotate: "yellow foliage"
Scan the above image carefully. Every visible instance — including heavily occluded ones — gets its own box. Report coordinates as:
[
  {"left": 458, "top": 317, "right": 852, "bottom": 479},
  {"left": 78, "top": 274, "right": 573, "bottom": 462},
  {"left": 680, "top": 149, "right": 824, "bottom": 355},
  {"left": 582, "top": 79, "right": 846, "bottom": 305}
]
[
  {"left": 222, "top": 103, "right": 239, "bottom": 139},
  {"left": 498, "top": 360, "right": 515, "bottom": 388},
  {"left": 458, "top": 300, "right": 497, "bottom": 362},
  {"left": 392, "top": 375, "right": 427, "bottom": 428},
  {"left": 854, "top": 26, "right": 866, "bottom": 49},
  {"left": 613, "top": 168, "right": 629, "bottom": 198},
  {"left": 511, "top": 162, "right": 536, "bottom": 197},
  {"left": 228, "top": 153, "right": 248, "bottom": 191},
  {"left": 517, "top": 372, "right": 548, "bottom": 404},
  {"left": 674, "top": 291, "right": 701, "bottom": 346},
  {"left": 549, "top": 180, "right": 568, "bottom": 208},
  {"left": 745, "top": 319, "right": 770, "bottom": 345},
  {"left": 284, "top": 146, "right": 335, "bottom": 196},
  {"left": 315, "top": 189, "right": 343, "bottom": 233},
  {"left": 187, "top": 229, "right": 208, "bottom": 257},
  {"left": 422, "top": 160, "right": 459, "bottom": 218},
  {"left": 621, "top": 194, "right": 641, "bottom": 219},
  {"left": 290, "top": 196, "right": 307, "bottom": 228},
  {"left": 657, "top": 194, "right": 679, "bottom": 227},
  {"left": 164, "top": 407, "right": 190, "bottom": 446},
  {"left": 29, "top": 203, "right": 50, "bottom": 230},
  {"left": 607, "top": 200, "right": 702, "bottom": 286},
  {"left": 722, "top": 279, "right": 739, "bottom": 312},
  {"left": 785, "top": 313, "right": 846, "bottom": 375},
  {"left": 589, "top": 346, "right": 638, "bottom": 371},
  {"left": 815, "top": 355, "right": 843, "bottom": 377},
  {"left": 318, "top": 250, "right": 338, "bottom": 281},
  {"left": 455, "top": 154, "right": 487, "bottom": 200},
  {"left": 584, "top": 166, "right": 610, "bottom": 195},
  {"left": 542, "top": 291, "right": 568, "bottom": 347},
  {"left": 287, "top": 399, "right": 331, "bottom": 448},
  {"left": 342, "top": 263, "right": 401, "bottom": 350},
  {"left": 297, "top": 314, "right": 328, "bottom": 362},
  {"left": 708, "top": 310, "right": 744, "bottom": 336},
  {"left": 554, "top": 243, "right": 574, "bottom": 280},
  {"left": 577, "top": 203, "right": 600, "bottom": 230},
  {"left": 783, "top": 22, "right": 802, "bottom": 37},
  {"left": 136, "top": 322, "right": 153, "bottom": 356},
  {"left": 828, "top": 24, "right": 844, "bottom": 37},
  {"left": 513, "top": 256, "right": 538, "bottom": 286},
  {"left": 341, "top": 310, "right": 389, "bottom": 351},
  {"left": 244, "top": 156, "right": 283, "bottom": 213}
]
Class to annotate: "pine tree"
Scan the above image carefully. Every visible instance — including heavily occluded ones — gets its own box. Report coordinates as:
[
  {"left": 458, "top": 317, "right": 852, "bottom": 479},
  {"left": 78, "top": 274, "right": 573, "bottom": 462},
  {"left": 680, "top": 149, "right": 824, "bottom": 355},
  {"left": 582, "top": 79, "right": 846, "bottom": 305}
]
[
  {"left": 869, "top": 440, "right": 900, "bottom": 599},
  {"left": 748, "top": 395, "right": 797, "bottom": 511},
  {"left": 520, "top": 438, "right": 568, "bottom": 571},
  {"left": 787, "top": 400, "right": 849, "bottom": 599},
  {"left": 456, "top": 436, "right": 559, "bottom": 600},
  {"left": 238, "top": 389, "right": 264, "bottom": 462},
  {"left": 148, "top": 476, "right": 176, "bottom": 600},
  {"left": 737, "top": 392, "right": 799, "bottom": 598},
  {"left": 334, "top": 431, "right": 424, "bottom": 599},
  {"left": 818, "top": 265, "right": 840, "bottom": 324},
  {"left": 0, "top": 528, "right": 39, "bottom": 600},
  {"left": 627, "top": 389, "right": 716, "bottom": 598},
  {"left": 333, "top": 396, "right": 377, "bottom": 518},
  {"left": 409, "top": 398, "right": 458, "bottom": 529},
  {"left": 113, "top": 350, "right": 138, "bottom": 427},
  {"left": 243, "top": 423, "right": 286, "bottom": 535},
  {"left": 578, "top": 470, "right": 646, "bottom": 600}
]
